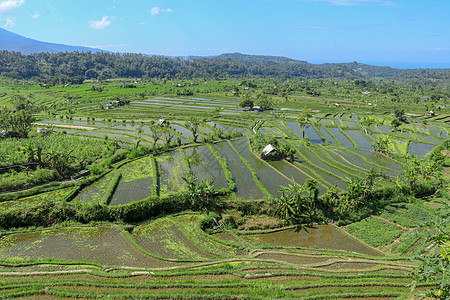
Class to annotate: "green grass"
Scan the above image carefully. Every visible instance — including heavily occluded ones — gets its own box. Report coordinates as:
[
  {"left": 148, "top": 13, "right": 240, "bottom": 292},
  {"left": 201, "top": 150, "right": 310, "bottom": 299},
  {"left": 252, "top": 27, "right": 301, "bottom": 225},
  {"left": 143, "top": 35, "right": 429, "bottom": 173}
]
[
  {"left": 379, "top": 203, "right": 434, "bottom": 228},
  {"left": 345, "top": 217, "right": 403, "bottom": 248}
]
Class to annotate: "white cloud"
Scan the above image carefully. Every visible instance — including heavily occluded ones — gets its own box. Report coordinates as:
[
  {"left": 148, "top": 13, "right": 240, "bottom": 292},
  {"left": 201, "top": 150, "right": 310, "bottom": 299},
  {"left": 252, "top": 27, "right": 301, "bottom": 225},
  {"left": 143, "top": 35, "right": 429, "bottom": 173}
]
[
  {"left": 0, "top": 0, "right": 24, "bottom": 14},
  {"left": 431, "top": 48, "right": 449, "bottom": 52},
  {"left": 151, "top": 7, "right": 174, "bottom": 16},
  {"left": 89, "top": 16, "right": 111, "bottom": 30},
  {"left": 308, "top": 0, "right": 395, "bottom": 6},
  {"left": 32, "top": 13, "right": 39, "bottom": 19},
  {"left": 4, "top": 17, "right": 14, "bottom": 27}
]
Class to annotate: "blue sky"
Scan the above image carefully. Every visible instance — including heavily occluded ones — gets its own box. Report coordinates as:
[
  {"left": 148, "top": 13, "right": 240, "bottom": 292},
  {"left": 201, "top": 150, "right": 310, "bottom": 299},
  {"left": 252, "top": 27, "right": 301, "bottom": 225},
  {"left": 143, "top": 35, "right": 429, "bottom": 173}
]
[{"left": 0, "top": 0, "right": 449, "bottom": 68}]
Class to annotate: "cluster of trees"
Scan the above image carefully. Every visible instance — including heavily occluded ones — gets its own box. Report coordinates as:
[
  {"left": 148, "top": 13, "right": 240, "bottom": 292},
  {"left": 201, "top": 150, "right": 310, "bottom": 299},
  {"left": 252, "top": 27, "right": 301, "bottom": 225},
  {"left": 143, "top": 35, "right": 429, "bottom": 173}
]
[
  {"left": 251, "top": 133, "right": 296, "bottom": 161},
  {"left": 1, "top": 51, "right": 449, "bottom": 84},
  {"left": 239, "top": 94, "right": 275, "bottom": 110},
  {"left": 0, "top": 109, "right": 35, "bottom": 138},
  {"left": 272, "top": 179, "right": 321, "bottom": 225}
]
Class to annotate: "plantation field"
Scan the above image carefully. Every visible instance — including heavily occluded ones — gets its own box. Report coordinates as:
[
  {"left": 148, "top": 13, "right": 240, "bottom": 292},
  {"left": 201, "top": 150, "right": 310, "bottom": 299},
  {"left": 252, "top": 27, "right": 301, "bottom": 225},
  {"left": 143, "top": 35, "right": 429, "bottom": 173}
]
[
  {"left": 0, "top": 133, "right": 110, "bottom": 167},
  {"left": 0, "top": 88, "right": 448, "bottom": 298},
  {"left": 0, "top": 212, "right": 432, "bottom": 299}
]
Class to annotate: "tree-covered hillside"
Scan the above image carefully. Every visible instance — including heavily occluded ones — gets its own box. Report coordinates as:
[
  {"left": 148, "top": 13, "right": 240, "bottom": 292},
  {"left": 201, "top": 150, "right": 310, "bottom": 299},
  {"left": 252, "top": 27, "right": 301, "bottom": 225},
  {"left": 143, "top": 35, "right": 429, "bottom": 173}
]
[{"left": 1, "top": 51, "right": 449, "bottom": 84}]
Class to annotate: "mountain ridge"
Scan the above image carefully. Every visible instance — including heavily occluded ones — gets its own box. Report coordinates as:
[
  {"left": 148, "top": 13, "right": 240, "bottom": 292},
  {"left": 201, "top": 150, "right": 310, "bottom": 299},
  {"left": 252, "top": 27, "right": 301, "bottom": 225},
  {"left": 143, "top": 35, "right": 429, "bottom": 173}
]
[{"left": 0, "top": 27, "right": 106, "bottom": 54}]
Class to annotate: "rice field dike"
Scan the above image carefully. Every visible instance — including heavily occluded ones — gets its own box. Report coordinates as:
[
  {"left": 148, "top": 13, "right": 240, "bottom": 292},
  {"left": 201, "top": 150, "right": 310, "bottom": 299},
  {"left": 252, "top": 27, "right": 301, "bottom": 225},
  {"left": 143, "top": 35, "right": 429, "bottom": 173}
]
[{"left": 0, "top": 74, "right": 449, "bottom": 299}]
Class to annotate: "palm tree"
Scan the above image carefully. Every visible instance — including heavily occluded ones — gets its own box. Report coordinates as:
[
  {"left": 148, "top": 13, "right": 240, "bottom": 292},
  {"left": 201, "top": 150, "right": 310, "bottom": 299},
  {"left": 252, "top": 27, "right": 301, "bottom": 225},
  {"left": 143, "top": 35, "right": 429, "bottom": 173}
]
[
  {"left": 274, "top": 178, "right": 319, "bottom": 224},
  {"left": 136, "top": 126, "right": 143, "bottom": 149},
  {"left": 274, "top": 188, "right": 296, "bottom": 220},
  {"left": 182, "top": 173, "right": 215, "bottom": 210},
  {"left": 17, "top": 141, "right": 36, "bottom": 163},
  {"left": 296, "top": 109, "right": 312, "bottom": 139},
  {"left": 390, "top": 118, "right": 402, "bottom": 131},
  {"left": 185, "top": 116, "right": 203, "bottom": 143},
  {"left": 148, "top": 122, "right": 162, "bottom": 146},
  {"left": 344, "top": 176, "right": 368, "bottom": 210},
  {"left": 45, "top": 149, "right": 75, "bottom": 177},
  {"left": 162, "top": 127, "right": 174, "bottom": 147},
  {"left": 371, "top": 136, "right": 390, "bottom": 155}
]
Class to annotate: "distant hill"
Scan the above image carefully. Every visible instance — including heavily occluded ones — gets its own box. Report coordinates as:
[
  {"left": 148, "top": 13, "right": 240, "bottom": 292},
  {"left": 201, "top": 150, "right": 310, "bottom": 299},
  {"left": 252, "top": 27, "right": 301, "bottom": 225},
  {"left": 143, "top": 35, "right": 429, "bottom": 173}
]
[
  {"left": 216, "top": 52, "right": 309, "bottom": 64},
  {"left": 213, "top": 53, "right": 450, "bottom": 80},
  {"left": 0, "top": 48, "right": 449, "bottom": 83},
  {"left": 0, "top": 27, "right": 106, "bottom": 54}
]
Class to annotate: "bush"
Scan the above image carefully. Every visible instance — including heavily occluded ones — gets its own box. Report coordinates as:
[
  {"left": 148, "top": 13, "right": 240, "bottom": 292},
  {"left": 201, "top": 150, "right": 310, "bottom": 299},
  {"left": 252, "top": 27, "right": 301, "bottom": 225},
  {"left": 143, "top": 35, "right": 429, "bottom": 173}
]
[
  {"left": 88, "top": 164, "right": 104, "bottom": 176},
  {"left": 223, "top": 215, "right": 238, "bottom": 229},
  {"left": 413, "top": 180, "right": 438, "bottom": 198},
  {"left": 199, "top": 212, "right": 221, "bottom": 231},
  {"left": 0, "top": 168, "right": 58, "bottom": 193},
  {"left": 250, "top": 133, "right": 294, "bottom": 161},
  {"left": 126, "top": 146, "right": 152, "bottom": 159}
]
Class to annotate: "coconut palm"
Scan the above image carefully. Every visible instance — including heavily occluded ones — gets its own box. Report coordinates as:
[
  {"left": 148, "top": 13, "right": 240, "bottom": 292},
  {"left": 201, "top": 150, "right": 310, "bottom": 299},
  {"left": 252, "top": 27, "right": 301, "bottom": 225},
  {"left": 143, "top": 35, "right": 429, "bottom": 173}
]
[
  {"left": 274, "top": 178, "right": 319, "bottom": 224},
  {"left": 44, "top": 149, "right": 75, "bottom": 177},
  {"left": 296, "top": 109, "right": 312, "bottom": 139},
  {"left": 185, "top": 116, "right": 203, "bottom": 143},
  {"left": 371, "top": 136, "right": 390, "bottom": 155},
  {"left": 148, "top": 122, "right": 162, "bottom": 146}
]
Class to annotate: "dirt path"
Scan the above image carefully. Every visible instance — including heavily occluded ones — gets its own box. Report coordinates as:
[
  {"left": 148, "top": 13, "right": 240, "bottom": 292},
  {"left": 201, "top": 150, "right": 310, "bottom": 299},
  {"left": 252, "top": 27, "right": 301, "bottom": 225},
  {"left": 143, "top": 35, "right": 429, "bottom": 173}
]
[{"left": 33, "top": 122, "right": 95, "bottom": 130}]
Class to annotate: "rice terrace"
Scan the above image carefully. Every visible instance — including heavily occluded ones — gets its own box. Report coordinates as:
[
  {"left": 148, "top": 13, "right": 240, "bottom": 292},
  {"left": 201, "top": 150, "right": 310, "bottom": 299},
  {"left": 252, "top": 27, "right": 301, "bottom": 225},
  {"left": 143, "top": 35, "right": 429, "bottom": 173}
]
[{"left": 0, "top": 51, "right": 449, "bottom": 299}]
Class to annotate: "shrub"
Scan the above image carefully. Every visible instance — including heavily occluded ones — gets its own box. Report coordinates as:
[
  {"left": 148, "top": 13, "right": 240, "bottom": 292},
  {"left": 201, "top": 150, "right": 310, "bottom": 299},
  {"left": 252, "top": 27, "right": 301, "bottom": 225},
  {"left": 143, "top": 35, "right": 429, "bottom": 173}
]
[
  {"left": 88, "top": 164, "right": 104, "bottom": 176},
  {"left": 199, "top": 212, "right": 221, "bottom": 231},
  {"left": 0, "top": 168, "right": 58, "bottom": 193}
]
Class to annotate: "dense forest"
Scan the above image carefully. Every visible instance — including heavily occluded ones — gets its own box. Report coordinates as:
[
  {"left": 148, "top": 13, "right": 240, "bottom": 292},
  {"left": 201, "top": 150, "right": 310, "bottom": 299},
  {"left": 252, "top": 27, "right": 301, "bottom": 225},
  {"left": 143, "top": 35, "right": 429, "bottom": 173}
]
[{"left": 1, "top": 50, "right": 450, "bottom": 84}]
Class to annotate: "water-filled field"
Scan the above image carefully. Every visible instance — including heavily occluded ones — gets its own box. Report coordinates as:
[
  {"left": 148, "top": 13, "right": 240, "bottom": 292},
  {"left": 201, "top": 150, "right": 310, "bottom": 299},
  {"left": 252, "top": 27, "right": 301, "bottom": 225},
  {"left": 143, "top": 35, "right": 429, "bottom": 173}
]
[
  {"left": 0, "top": 226, "right": 175, "bottom": 267},
  {"left": 157, "top": 151, "right": 189, "bottom": 195},
  {"left": 241, "top": 225, "right": 383, "bottom": 256},
  {"left": 213, "top": 141, "right": 266, "bottom": 199},
  {"left": 108, "top": 156, "right": 155, "bottom": 205},
  {"left": 409, "top": 142, "right": 437, "bottom": 158},
  {"left": 28, "top": 101, "right": 448, "bottom": 206}
]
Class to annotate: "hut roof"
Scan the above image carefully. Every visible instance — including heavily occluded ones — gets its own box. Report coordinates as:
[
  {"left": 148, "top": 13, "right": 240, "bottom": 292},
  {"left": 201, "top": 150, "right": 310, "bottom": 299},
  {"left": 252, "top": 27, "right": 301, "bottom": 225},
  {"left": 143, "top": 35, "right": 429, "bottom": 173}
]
[{"left": 262, "top": 144, "right": 276, "bottom": 156}]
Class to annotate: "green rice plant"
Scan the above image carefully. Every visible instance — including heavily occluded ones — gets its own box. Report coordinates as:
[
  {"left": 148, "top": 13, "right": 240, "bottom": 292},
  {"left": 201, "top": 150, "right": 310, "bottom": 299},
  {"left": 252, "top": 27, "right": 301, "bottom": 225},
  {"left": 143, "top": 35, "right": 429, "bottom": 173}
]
[
  {"left": 322, "top": 126, "right": 341, "bottom": 146},
  {"left": 0, "top": 181, "right": 65, "bottom": 203},
  {"left": 379, "top": 203, "right": 433, "bottom": 228},
  {"left": 285, "top": 139, "right": 341, "bottom": 189},
  {"left": 0, "top": 187, "right": 73, "bottom": 213},
  {"left": 102, "top": 171, "right": 121, "bottom": 205},
  {"left": 0, "top": 168, "right": 59, "bottom": 193},
  {"left": 344, "top": 147, "right": 403, "bottom": 173},
  {"left": 346, "top": 217, "right": 403, "bottom": 248},
  {"left": 171, "top": 214, "right": 244, "bottom": 258},
  {"left": 125, "top": 223, "right": 206, "bottom": 262},
  {"left": 207, "top": 143, "right": 235, "bottom": 193},
  {"left": 150, "top": 155, "right": 158, "bottom": 196},
  {"left": 227, "top": 140, "right": 271, "bottom": 197},
  {"left": 280, "top": 120, "right": 301, "bottom": 138},
  {"left": 308, "top": 144, "right": 366, "bottom": 179},
  {"left": 180, "top": 150, "right": 193, "bottom": 176},
  {"left": 62, "top": 185, "right": 81, "bottom": 202},
  {"left": 0, "top": 133, "right": 111, "bottom": 167},
  {"left": 311, "top": 123, "right": 327, "bottom": 143}
]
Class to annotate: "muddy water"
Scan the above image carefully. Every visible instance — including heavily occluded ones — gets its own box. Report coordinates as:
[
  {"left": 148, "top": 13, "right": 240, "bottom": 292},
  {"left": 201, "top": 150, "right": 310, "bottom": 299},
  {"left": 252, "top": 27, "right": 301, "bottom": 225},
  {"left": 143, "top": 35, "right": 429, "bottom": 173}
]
[{"left": 242, "top": 225, "right": 382, "bottom": 256}]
